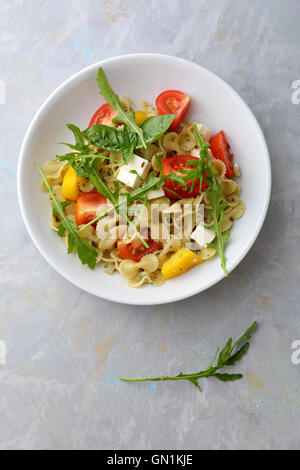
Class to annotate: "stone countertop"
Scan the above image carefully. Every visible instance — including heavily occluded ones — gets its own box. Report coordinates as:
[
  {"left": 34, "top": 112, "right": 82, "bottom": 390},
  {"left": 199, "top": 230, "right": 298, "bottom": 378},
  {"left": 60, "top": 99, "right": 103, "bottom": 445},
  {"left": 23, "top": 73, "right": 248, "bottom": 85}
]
[{"left": 0, "top": 0, "right": 299, "bottom": 450}]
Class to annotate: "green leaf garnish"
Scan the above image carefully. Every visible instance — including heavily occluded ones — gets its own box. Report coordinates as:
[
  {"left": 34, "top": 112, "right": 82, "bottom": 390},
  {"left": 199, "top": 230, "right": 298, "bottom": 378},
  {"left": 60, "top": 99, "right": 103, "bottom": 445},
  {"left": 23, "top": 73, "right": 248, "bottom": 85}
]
[
  {"left": 83, "top": 124, "right": 132, "bottom": 154},
  {"left": 56, "top": 140, "right": 149, "bottom": 248},
  {"left": 83, "top": 114, "right": 175, "bottom": 164},
  {"left": 36, "top": 164, "right": 98, "bottom": 269},
  {"left": 206, "top": 179, "right": 230, "bottom": 276},
  {"left": 136, "top": 114, "right": 176, "bottom": 148},
  {"left": 188, "top": 123, "right": 230, "bottom": 276},
  {"left": 96, "top": 68, "right": 147, "bottom": 148},
  {"left": 119, "top": 321, "right": 257, "bottom": 391}
]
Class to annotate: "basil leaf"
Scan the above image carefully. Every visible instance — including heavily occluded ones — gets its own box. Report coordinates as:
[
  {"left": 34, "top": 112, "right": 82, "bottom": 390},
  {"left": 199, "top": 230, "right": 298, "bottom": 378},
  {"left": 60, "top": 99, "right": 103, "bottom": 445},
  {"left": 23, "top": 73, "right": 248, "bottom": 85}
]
[
  {"left": 122, "top": 124, "right": 138, "bottom": 164},
  {"left": 96, "top": 68, "right": 146, "bottom": 148},
  {"left": 136, "top": 114, "right": 176, "bottom": 148}
]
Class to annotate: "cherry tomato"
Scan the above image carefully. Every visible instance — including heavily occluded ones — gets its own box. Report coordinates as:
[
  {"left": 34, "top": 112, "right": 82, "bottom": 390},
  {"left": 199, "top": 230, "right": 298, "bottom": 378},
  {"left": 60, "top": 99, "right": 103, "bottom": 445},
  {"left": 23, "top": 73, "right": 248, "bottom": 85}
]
[
  {"left": 75, "top": 192, "right": 109, "bottom": 226},
  {"left": 210, "top": 131, "right": 234, "bottom": 178},
  {"left": 117, "top": 238, "right": 162, "bottom": 262},
  {"left": 89, "top": 103, "right": 118, "bottom": 127},
  {"left": 156, "top": 90, "right": 191, "bottom": 130},
  {"left": 162, "top": 155, "right": 207, "bottom": 199}
]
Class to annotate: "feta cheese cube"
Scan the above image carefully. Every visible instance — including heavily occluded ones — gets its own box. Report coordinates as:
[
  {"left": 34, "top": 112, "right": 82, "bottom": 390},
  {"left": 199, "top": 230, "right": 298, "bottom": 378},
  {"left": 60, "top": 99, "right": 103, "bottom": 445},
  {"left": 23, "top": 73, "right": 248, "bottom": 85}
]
[
  {"left": 117, "top": 166, "right": 139, "bottom": 188},
  {"left": 190, "top": 223, "right": 215, "bottom": 248},
  {"left": 125, "top": 154, "right": 151, "bottom": 179},
  {"left": 117, "top": 154, "right": 151, "bottom": 188},
  {"left": 147, "top": 189, "right": 165, "bottom": 200}
]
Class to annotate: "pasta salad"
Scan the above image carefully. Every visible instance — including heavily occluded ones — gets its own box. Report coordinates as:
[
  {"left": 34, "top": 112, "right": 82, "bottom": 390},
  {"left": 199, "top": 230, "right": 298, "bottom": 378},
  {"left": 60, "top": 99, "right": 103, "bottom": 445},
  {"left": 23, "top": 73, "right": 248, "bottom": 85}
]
[{"left": 37, "top": 68, "right": 245, "bottom": 287}]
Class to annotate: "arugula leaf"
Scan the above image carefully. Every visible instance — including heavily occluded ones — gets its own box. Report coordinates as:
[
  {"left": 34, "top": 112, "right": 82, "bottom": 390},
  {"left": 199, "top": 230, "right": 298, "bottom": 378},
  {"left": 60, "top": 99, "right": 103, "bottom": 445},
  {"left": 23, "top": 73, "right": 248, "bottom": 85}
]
[
  {"left": 191, "top": 122, "right": 208, "bottom": 192},
  {"left": 57, "top": 150, "right": 149, "bottom": 248},
  {"left": 119, "top": 321, "right": 257, "bottom": 391},
  {"left": 214, "top": 373, "right": 243, "bottom": 382},
  {"left": 66, "top": 123, "right": 85, "bottom": 148},
  {"left": 206, "top": 177, "right": 230, "bottom": 276},
  {"left": 233, "top": 320, "right": 257, "bottom": 346},
  {"left": 225, "top": 343, "right": 249, "bottom": 366},
  {"left": 36, "top": 164, "right": 98, "bottom": 269},
  {"left": 97, "top": 68, "right": 146, "bottom": 148},
  {"left": 190, "top": 124, "right": 230, "bottom": 276},
  {"left": 216, "top": 337, "right": 233, "bottom": 366}
]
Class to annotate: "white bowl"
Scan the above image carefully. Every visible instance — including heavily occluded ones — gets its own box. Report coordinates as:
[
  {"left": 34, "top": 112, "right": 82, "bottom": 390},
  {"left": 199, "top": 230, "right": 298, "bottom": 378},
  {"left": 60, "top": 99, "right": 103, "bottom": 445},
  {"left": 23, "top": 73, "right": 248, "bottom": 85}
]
[{"left": 18, "top": 53, "right": 271, "bottom": 305}]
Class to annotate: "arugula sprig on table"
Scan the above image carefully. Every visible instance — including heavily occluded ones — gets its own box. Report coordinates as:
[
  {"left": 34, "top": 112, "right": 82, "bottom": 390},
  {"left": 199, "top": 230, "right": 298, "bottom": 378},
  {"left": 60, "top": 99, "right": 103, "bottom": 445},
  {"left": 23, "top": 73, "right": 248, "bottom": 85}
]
[
  {"left": 36, "top": 164, "right": 98, "bottom": 269},
  {"left": 120, "top": 321, "right": 257, "bottom": 391}
]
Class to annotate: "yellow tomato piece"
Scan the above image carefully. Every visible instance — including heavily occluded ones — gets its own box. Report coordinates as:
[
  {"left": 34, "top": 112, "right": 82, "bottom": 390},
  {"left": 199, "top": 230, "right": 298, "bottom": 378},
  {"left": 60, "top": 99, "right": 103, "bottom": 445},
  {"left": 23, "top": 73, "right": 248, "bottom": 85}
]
[
  {"left": 135, "top": 110, "right": 147, "bottom": 126},
  {"left": 161, "top": 247, "right": 203, "bottom": 280},
  {"left": 62, "top": 166, "right": 80, "bottom": 201}
]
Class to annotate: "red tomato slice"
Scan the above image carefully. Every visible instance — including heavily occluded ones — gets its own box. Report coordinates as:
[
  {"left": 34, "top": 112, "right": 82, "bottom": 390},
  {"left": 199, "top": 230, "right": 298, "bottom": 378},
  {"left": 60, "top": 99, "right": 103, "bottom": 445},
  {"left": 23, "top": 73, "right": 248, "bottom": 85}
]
[
  {"left": 75, "top": 192, "right": 109, "bottom": 226},
  {"left": 210, "top": 131, "right": 234, "bottom": 178},
  {"left": 156, "top": 90, "right": 191, "bottom": 130},
  {"left": 162, "top": 155, "right": 207, "bottom": 199},
  {"left": 117, "top": 238, "right": 162, "bottom": 262},
  {"left": 89, "top": 103, "right": 118, "bottom": 127}
]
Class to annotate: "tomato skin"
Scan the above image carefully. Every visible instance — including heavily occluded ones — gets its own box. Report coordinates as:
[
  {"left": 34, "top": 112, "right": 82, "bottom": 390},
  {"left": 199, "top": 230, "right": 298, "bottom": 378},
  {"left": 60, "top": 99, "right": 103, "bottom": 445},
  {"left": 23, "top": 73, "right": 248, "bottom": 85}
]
[
  {"left": 156, "top": 90, "right": 191, "bottom": 130},
  {"left": 89, "top": 103, "right": 119, "bottom": 127},
  {"left": 162, "top": 155, "right": 207, "bottom": 199},
  {"left": 117, "top": 238, "right": 162, "bottom": 262},
  {"left": 75, "top": 192, "right": 109, "bottom": 226},
  {"left": 210, "top": 131, "right": 234, "bottom": 177}
]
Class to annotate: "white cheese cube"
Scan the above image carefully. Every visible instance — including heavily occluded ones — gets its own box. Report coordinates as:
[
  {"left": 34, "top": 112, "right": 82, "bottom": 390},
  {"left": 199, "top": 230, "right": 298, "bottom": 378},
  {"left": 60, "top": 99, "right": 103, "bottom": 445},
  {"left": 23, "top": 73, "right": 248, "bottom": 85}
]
[
  {"left": 194, "top": 122, "right": 212, "bottom": 142},
  {"left": 117, "top": 166, "right": 139, "bottom": 188},
  {"left": 125, "top": 154, "right": 151, "bottom": 179},
  {"left": 117, "top": 154, "right": 151, "bottom": 188},
  {"left": 147, "top": 189, "right": 165, "bottom": 200},
  {"left": 190, "top": 223, "right": 215, "bottom": 248}
]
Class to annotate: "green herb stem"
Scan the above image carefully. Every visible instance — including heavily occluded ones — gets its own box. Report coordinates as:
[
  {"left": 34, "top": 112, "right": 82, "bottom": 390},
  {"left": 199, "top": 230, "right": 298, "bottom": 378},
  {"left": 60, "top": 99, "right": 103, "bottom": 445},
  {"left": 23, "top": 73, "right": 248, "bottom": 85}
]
[{"left": 120, "top": 321, "right": 257, "bottom": 391}]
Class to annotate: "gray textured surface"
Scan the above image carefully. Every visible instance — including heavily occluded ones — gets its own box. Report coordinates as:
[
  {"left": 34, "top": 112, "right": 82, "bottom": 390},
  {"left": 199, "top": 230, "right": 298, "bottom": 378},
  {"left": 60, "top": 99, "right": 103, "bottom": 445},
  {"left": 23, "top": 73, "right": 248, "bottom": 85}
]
[{"left": 1, "top": 0, "right": 300, "bottom": 450}]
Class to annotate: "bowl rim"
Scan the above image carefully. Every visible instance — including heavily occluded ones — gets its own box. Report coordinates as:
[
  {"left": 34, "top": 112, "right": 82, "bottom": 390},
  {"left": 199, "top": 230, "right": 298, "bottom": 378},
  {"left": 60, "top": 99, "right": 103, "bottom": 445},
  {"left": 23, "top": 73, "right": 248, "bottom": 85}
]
[{"left": 17, "top": 53, "right": 271, "bottom": 305}]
